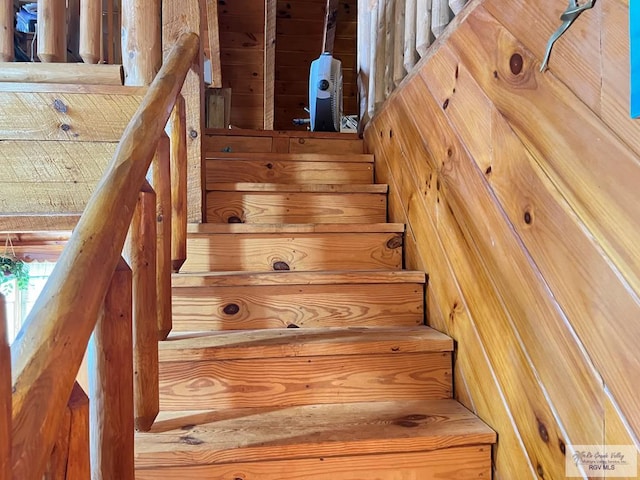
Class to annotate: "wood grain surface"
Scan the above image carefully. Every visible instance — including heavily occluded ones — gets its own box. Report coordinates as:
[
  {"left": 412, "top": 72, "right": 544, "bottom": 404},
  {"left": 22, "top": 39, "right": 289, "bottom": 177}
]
[
  {"left": 181, "top": 231, "right": 403, "bottom": 272},
  {"left": 135, "top": 399, "right": 494, "bottom": 468}
]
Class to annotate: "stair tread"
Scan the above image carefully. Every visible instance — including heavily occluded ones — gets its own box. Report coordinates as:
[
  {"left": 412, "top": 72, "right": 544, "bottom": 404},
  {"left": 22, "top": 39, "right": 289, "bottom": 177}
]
[
  {"left": 187, "top": 223, "right": 404, "bottom": 234},
  {"left": 135, "top": 399, "right": 496, "bottom": 469},
  {"left": 172, "top": 270, "right": 425, "bottom": 287},
  {"left": 161, "top": 326, "right": 452, "bottom": 361},
  {"left": 205, "top": 127, "right": 361, "bottom": 140},
  {"left": 206, "top": 152, "right": 374, "bottom": 163},
  {"left": 206, "top": 183, "right": 388, "bottom": 193}
]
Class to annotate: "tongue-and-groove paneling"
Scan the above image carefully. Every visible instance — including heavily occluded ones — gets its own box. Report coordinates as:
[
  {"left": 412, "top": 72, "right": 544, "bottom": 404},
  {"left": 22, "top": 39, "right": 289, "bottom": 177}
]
[{"left": 365, "top": 1, "right": 640, "bottom": 478}]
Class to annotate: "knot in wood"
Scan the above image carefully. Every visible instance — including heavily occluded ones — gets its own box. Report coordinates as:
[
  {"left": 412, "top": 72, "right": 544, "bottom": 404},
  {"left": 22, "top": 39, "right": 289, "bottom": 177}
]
[
  {"left": 386, "top": 235, "right": 403, "bottom": 249},
  {"left": 510, "top": 53, "right": 524, "bottom": 75},
  {"left": 53, "top": 99, "right": 68, "bottom": 114},
  {"left": 273, "top": 261, "right": 290, "bottom": 271},
  {"left": 223, "top": 303, "right": 240, "bottom": 315}
]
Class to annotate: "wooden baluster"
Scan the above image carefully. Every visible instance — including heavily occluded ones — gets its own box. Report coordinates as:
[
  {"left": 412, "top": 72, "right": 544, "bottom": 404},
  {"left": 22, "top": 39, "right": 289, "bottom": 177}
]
[
  {"left": 374, "top": 0, "right": 386, "bottom": 110},
  {"left": 37, "top": 0, "right": 67, "bottom": 62},
  {"left": 105, "top": 0, "right": 114, "bottom": 63},
  {"left": 393, "top": 0, "right": 406, "bottom": 87},
  {"left": 384, "top": 0, "right": 395, "bottom": 98},
  {"left": 0, "top": 295, "right": 9, "bottom": 480},
  {"left": 122, "top": 0, "right": 161, "bottom": 85},
  {"left": 89, "top": 259, "right": 134, "bottom": 480},
  {"left": 448, "top": 0, "right": 466, "bottom": 14},
  {"left": 125, "top": 184, "right": 159, "bottom": 432},
  {"left": 166, "top": 96, "right": 188, "bottom": 273},
  {"left": 0, "top": 0, "right": 13, "bottom": 61},
  {"left": 367, "top": 1, "right": 378, "bottom": 119},
  {"left": 357, "top": 0, "right": 371, "bottom": 130},
  {"left": 44, "top": 382, "right": 90, "bottom": 480},
  {"left": 431, "top": 0, "right": 450, "bottom": 38},
  {"left": 65, "top": 383, "right": 90, "bottom": 480},
  {"left": 403, "top": 0, "right": 418, "bottom": 72},
  {"left": 153, "top": 135, "right": 173, "bottom": 340},
  {"left": 416, "top": 0, "right": 432, "bottom": 57},
  {"left": 80, "top": 0, "right": 101, "bottom": 63}
]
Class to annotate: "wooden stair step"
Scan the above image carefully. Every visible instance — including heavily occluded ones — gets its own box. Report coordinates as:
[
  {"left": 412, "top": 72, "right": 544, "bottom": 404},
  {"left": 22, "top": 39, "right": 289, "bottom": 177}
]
[
  {"left": 157, "top": 327, "right": 452, "bottom": 411},
  {"left": 135, "top": 399, "right": 496, "bottom": 474},
  {"left": 206, "top": 152, "right": 373, "bottom": 186},
  {"left": 161, "top": 326, "right": 453, "bottom": 361},
  {"left": 171, "top": 270, "right": 425, "bottom": 331},
  {"left": 207, "top": 152, "right": 374, "bottom": 162},
  {"left": 181, "top": 224, "right": 404, "bottom": 273},
  {"left": 205, "top": 183, "right": 387, "bottom": 224},
  {"left": 204, "top": 128, "right": 364, "bottom": 155},
  {"left": 207, "top": 183, "right": 387, "bottom": 193}
]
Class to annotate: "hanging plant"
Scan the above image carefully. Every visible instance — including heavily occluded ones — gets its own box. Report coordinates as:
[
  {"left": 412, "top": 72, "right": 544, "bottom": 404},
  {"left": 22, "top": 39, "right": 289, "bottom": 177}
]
[{"left": 0, "top": 255, "right": 30, "bottom": 290}]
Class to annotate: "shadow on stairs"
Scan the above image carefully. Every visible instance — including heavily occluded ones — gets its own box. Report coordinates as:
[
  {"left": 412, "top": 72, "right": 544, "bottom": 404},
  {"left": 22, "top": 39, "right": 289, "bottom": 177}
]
[{"left": 134, "top": 129, "right": 496, "bottom": 480}]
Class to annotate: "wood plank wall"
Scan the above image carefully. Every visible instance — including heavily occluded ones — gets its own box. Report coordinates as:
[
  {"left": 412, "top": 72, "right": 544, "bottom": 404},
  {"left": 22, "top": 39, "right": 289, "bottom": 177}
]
[
  {"left": 218, "top": 0, "right": 266, "bottom": 129},
  {"left": 274, "top": 0, "right": 358, "bottom": 130},
  {"left": 364, "top": 1, "right": 640, "bottom": 478}
]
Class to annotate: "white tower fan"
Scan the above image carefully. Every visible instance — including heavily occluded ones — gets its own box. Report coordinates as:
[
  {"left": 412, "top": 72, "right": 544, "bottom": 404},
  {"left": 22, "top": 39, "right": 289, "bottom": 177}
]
[{"left": 309, "top": 52, "right": 343, "bottom": 132}]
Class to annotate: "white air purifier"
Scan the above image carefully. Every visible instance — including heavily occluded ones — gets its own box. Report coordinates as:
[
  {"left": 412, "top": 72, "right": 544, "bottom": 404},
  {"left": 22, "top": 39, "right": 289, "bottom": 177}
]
[{"left": 309, "top": 52, "right": 343, "bottom": 132}]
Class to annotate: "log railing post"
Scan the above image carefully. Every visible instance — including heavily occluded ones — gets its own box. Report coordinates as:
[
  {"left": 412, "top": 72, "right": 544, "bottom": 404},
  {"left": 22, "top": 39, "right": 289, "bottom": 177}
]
[
  {"left": 0, "top": 295, "right": 9, "bottom": 480},
  {"left": 153, "top": 135, "right": 173, "bottom": 340},
  {"left": 89, "top": 259, "right": 134, "bottom": 480},
  {"left": 403, "top": 0, "right": 418, "bottom": 72},
  {"left": 393, "top": 0, "right": 406, "bottom": 87},
  {"left": 167, "top": 95, "right": 188, "bottom": 273},
  {"left": 122, "top": 0, "right": 161, "bottom": 85},
  {"left": 374, "top": 0, "right": 386, "bottom": 110},
  {"left": 125, "top": 184, "right": 159, "bottom": 432},
  {"left": 431, "top": 0, "right": 451, "bottom": 38},
  {"left": 37, "top": 0, "right": 67, "bottom": 62},
  {"left": 0, "top": 0, "right": 13, "bottom": 62},
  {"left": 367, "top": 1, "right": 378, "bottom": 119},
  {"left": 384, "top": 0, "right": 395, "bottom": 98},
  {"left": 80, "top": 0, "right": 102, "bottom": 63},
  {"left": 416, "top": 0, "right": 432, "bottom": 58},
  {"left": 44, "top": 382, "right": 90, "bottom": 480}
]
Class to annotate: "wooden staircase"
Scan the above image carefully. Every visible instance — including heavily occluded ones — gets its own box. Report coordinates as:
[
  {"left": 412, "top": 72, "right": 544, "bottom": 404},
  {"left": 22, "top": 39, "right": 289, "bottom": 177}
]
[{"left": 134, "top": 131, "right": 496, "bottom": 479}]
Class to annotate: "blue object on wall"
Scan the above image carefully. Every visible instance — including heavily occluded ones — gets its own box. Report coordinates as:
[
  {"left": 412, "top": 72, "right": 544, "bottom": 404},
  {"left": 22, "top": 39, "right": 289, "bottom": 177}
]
[{"left": 632, "top": 0, "right": 639, "bottom": 118}]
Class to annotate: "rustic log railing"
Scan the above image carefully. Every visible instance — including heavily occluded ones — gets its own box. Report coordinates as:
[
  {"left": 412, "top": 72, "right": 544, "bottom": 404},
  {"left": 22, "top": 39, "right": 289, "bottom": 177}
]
[
  {"left": 358, "top": 0, "right": 469, "bottom": 123},
  {"left": 7, "top": 31, "right": 198, "bottom": 480},
  {"left": 1, "top": 0, "right": 124, "bottom": 65}
]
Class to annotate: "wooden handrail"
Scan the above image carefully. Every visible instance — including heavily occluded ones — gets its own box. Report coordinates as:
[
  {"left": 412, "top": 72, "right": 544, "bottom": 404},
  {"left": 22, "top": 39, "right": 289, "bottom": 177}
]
[{"left": 9, "top": 31, "right": 199, "bottom": 480}]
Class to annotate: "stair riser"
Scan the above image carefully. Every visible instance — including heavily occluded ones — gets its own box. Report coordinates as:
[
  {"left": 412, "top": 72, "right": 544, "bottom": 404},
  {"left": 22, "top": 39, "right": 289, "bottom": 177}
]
[
  {"left": 207, "top": 159, "right": 373, "bottom": 185},
  {"left": 171, "top": 283, "right": 424, "bottom": 330},
  {"left": 181, "top": 233, "right": 404, "bottom": 272},
  {"left": 205, "top": 134, "right": 364, "bottom": 155},
  {"left": 205, "top": 192, "right": 387, "bottom": 224},
  {"left": 158, "top": 352, "right": 452, "bottom": 410},
  {"left": 136, "top": 446, "right": 492, "bottom": 480}
]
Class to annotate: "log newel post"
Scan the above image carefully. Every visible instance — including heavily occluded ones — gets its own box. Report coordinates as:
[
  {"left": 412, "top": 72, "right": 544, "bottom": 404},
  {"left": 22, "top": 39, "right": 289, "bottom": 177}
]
[
  {"left": 37, "top": 0, "right": 67, "bottom": 62},
  {"left": 167, "top": 95, "right": 188, "bottom": 273},
  {"left": 0, "top": 295, "right": 9, "bottom": 480},
  {"left": 89, "top": 259, "right": 135, "bottom": 480},
  {"left": 0, "top": 0, "right": 14, "bottom": 62},
  {"left": 153, "top": 135, "right": 173, "bottom": 340},
  {"left": 79, "top": 0, "right": 102, "bottom": 63},
  {"left": 125, "top": 185, "right": 159, "bottom": 432}
]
